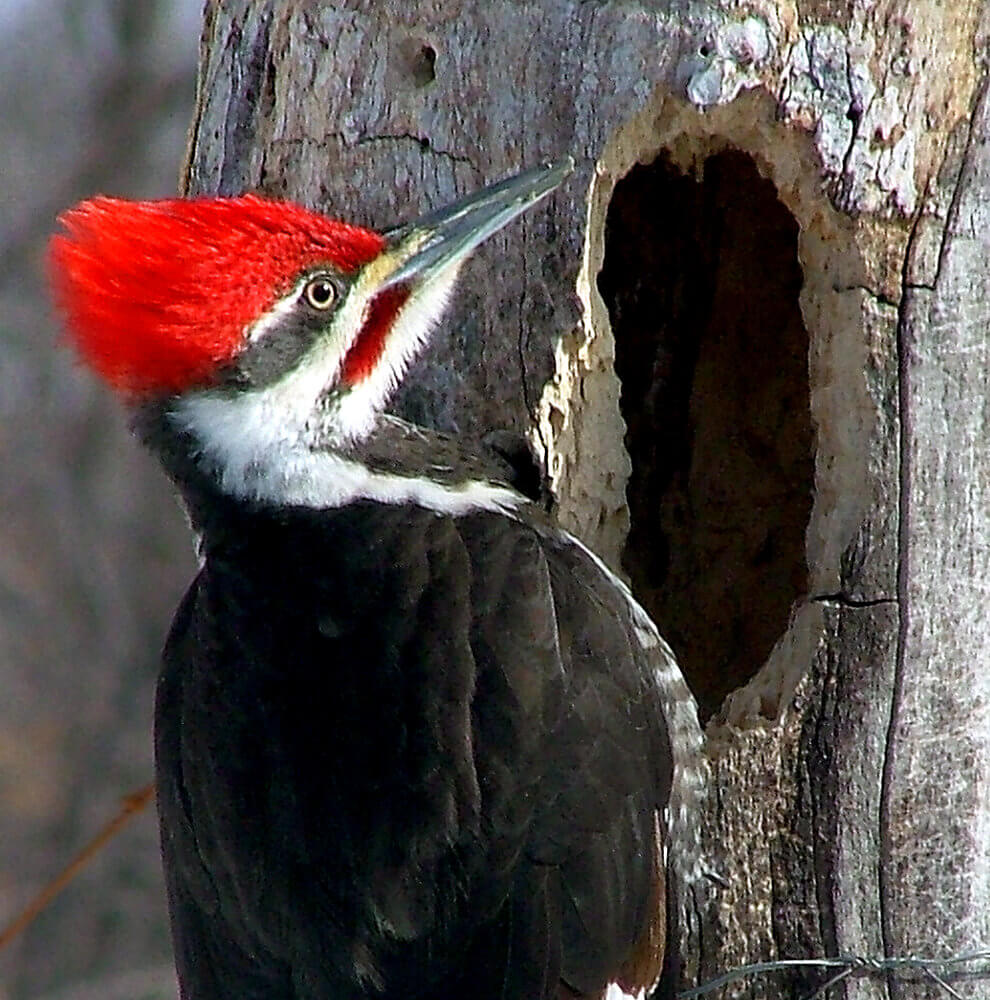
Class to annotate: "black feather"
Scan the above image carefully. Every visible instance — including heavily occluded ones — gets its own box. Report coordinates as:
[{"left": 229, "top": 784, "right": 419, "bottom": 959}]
[{"left": 155, "top": 447, "right": 674, "bottom": 999}]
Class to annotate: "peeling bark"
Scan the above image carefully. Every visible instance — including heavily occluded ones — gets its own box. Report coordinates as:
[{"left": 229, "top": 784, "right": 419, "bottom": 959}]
[{"left": 188, "top": 2, "right": 990, "bottom": 997}]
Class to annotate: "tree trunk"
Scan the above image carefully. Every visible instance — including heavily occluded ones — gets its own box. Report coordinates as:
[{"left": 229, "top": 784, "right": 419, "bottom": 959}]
[{"left": 184, "top": 1, "right": 990, "bottom": 997}]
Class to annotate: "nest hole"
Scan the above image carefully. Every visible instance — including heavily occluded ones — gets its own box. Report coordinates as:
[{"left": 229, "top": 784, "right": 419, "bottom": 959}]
[{"left": 598, "top": 149, "right": 813, "bottom": 720}]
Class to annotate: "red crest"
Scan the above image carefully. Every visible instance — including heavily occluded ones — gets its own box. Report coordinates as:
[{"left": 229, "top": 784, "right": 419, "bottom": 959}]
[{"left": 49, "top": 195, "right": 384, "bottom": 396}]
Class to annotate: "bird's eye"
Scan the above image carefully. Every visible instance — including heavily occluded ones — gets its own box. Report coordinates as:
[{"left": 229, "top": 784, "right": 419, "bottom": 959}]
[{"left": 304, "top": 276, "right": 337, "bottom": 311}]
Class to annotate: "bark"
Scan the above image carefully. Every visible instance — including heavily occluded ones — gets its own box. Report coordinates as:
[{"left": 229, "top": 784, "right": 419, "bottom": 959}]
[{"left": 178, "top": 1, "right": 990, "bottom": 998}]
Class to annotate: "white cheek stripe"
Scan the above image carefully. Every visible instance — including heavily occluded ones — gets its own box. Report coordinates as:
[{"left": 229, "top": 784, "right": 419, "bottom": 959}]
[
  {"left": 171, "top": 391, "right": 521, "bottom": 516},
  {"left": 333, "top": 266, "right": 460, "bottom": 443}
]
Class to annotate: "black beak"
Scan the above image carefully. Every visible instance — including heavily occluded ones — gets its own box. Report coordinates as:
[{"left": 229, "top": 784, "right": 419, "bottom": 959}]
[{"left": 381, "top": 158, "right": 574, "bottom": 290}]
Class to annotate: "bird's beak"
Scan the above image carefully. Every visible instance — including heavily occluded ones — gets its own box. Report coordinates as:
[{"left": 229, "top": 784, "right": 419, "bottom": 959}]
[{"left": 379, "top": 158, "right": 575, "bottom": 290}]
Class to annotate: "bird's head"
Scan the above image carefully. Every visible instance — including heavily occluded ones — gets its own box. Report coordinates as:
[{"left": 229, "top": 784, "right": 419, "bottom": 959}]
[{"left": 49, "top": 161, "right": 571, "bottom": 506}]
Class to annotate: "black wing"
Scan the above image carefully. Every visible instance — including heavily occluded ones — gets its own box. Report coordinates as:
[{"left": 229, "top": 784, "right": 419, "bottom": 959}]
[
  {"left": 456, "top": 514, "right": 673, "bottom": 998},
  {"left": 156, "top": 499, "right": 681, "bottom": 1000}
]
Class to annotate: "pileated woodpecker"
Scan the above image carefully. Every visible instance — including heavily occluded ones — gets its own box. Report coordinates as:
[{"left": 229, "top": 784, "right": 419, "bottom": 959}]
[{"left": 49, "top": 162, "right": 705, "bottom": 1000}]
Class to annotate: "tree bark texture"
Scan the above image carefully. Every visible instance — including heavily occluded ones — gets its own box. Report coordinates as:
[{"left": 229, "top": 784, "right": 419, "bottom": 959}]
[{"left": 184, "top": 2, "right": 990, "bottom": 998}]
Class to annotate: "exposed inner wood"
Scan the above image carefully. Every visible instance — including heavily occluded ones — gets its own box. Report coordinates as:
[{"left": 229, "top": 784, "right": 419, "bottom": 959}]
[{"left": 598, "top": 149, "right": 813, "bottom": 720}]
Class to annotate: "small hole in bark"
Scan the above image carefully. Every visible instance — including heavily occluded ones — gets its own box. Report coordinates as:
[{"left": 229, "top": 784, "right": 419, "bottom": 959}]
[
  {"left": 412, "top": 44, "right": 437, "bottom": 86},
  {"left": 598, "top": 149, "right": 813, "bottom": 721}
]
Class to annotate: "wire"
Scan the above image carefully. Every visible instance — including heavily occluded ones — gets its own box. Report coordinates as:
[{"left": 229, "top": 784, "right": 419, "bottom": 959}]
[{"left": 678, "top": 950, "right": 990, "bottom": 999}]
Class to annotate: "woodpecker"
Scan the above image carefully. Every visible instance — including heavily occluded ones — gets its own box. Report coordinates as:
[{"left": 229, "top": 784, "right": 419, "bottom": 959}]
[{"left": 49, "top": 161, "right": 705, "bottom": 1000}]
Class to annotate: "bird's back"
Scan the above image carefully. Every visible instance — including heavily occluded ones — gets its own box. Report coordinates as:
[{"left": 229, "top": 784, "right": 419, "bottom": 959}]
[{"left": 156, "top": 489, "right": 673, "bottom": 1000}]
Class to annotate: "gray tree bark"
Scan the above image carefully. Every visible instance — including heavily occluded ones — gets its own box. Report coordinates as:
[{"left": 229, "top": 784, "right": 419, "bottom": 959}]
[
  {"left": 184, "top": 1, "right": 990, "bottom": 997},
  {"left": 10, "top": 1, "right": 983, "bottom": 998}
]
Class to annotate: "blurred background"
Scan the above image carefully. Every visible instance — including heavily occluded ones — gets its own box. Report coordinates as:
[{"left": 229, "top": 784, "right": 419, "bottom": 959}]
[{"left": 1, "top": 1, "right": 203, "bottom": 996}]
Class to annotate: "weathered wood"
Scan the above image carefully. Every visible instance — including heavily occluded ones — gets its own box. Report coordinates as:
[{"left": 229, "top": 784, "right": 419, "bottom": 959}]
[
  {"left": 885, "top": 72, "right": 990, "bottom": 987},
  {"left": 183, "top": 1, "right": 990, "bottom": 997}
]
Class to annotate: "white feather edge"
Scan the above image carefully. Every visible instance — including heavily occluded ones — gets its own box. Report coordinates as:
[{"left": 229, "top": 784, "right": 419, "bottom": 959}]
[
  {"left": 604, "top": 985, "right": 645, "bottom": 1000},
  {"left": 560, "top": 532, "right": 709, "bottom": 890}
]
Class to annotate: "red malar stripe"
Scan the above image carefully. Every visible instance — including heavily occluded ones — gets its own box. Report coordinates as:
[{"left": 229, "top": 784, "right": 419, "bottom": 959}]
[{"left": 341, "top": 286, "right": 410, "bottom": 385}]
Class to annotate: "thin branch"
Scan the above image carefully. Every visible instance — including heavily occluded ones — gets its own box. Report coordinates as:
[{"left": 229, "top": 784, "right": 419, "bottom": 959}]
[{"left": 0, "top": 782, "right": 154, "bottom": 952}]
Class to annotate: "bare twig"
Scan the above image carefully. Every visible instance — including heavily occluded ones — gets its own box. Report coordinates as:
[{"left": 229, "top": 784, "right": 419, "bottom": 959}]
[{"left": 0, "top": 782, "right": 154, "bottom": 952}]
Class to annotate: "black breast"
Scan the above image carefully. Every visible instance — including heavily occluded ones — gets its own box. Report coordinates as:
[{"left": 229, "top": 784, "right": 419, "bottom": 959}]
[{"left": 155, "top": 494, "right": 670, "bottom": 1000}]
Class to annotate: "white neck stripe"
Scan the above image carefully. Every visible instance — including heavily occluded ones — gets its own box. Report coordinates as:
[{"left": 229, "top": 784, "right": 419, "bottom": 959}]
[
  {"left": 233, "top": 450, "right": 524, "bottom": 515},
  {"left": 171, "top": 378, "right": 523, "bottom": 516}
]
